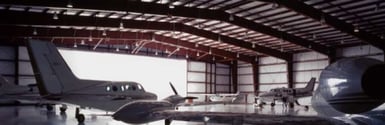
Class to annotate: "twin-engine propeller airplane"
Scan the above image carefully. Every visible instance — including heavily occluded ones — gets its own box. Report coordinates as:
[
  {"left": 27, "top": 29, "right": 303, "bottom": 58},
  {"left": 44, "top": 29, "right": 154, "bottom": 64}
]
[
  {"left": 27, "top": 40, "right": 157, "bottom": 122},
  {"left": 256, "top": 77, "right": 316, "bottom": 108}
]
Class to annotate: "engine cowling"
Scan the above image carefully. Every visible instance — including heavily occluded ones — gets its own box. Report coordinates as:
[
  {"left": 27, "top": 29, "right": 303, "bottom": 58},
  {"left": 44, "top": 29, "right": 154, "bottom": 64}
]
[{"left": 318, "top": 58, "right": 385, "bottom": 114}]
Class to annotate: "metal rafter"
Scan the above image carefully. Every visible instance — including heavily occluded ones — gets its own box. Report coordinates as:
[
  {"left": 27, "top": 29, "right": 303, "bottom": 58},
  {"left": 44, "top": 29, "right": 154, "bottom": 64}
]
[
  {"left": 259, "top": 0, "right": 385, "bottom": 50},
  {"left": 0, "top": 10, "right": 291, "bottom": 60},
  {"left": 0, "top": 26, "right": 254, "bottom": 63},
  {"left": 2, "top": 0, "right": 327, "bottom": 59}
]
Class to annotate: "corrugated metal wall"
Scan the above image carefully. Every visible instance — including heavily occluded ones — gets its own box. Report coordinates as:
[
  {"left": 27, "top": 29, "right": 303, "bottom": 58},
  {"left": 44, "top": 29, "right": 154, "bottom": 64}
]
[
  {"left": 258, "top": 57, "right": 287, "bottom": 92},
  {"left": 237, "top": 61, "right": 254, "bottom": 103}
]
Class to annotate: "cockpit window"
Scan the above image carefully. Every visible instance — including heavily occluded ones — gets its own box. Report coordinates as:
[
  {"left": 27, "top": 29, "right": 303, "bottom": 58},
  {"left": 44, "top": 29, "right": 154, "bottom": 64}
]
[
  {"left": 106, "top": 86, "right": 111, "bottom": 92},
  {"left": 121, "top": 86, "right": 125, "bottom": 91},
  {"left": 138, "top": 85, "right": 142, "bottom": 90}
]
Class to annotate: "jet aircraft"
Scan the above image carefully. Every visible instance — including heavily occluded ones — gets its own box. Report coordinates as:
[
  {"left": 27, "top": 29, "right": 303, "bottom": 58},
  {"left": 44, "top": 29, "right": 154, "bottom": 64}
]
[
  {"left": 26, "top": 40, "right": 157, "bottom": 122},
  {"left": 256, "top": 77, "right": 316, "bottom": 108}
]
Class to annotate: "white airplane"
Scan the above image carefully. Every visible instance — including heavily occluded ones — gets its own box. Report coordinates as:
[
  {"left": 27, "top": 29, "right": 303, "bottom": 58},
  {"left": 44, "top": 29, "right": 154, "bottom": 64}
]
[
  {"left": 27, "top": 40, "right": 157, "bottom": 122},
  {"left": 198, "top": 91, "right": 242, "bottom": 103},
  {"left": 256, "top": 77, "right": 316, "bottom": 108}
]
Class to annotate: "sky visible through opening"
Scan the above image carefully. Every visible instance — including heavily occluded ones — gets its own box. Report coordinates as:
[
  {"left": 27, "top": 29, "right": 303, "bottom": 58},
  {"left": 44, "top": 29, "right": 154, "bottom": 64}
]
[{"left": 59, "top": 49, "right": 187, "bottom": 100}]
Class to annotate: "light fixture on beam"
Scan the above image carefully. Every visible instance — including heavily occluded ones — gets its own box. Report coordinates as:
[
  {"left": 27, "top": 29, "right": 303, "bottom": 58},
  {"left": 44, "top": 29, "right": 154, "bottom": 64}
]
[
  {"left": 102, "top": 29, "right": 107, "bottom": 36},
  {"left": 252, "top": 43, "right": 255, "bottom": 48},
  {"left": 185, "top": 54, "right": 189, "bottom": 59},
  {"left": 354, "top": 27, "right": 359, "bottom": 33},
  {"left": 73, "top": 42, "right": 78, "bottom": 48},
  {"left": 116, "top": 47, "right": 120, "bottom": 52},
  {"left": 88, "top": 35, "right": 93, "bottom": 41},
  {"left": 196, "top": 52, "right": 200, "bottom": 56},
  {"left": 155, "top": 51, "right": 159, "bottom": 55},
  {"left": 33, "top": 28, "right": 37, "bottom": 35},
  {"left": 169, "top": 5, "right": 175, "bottom": 9},
  {"left": 208, "top": 48, "right": 212, "bottom": 55},
  {"left": 236, "top": 53, "right": 240, "bottom": 58},
  {"left": 212, "top": 57, "right": 215, "bottom": 61},
  {"left": 125, "top": 44, "right": 129, "bottom": 49},
  {"left": 229, "top": 14, "right": 234, "bottom": 21},
  {"left": 80, "top": 40, "right": 85, "bottom": 45},
  {"left": 119, "top": 21, "right": 124, "bottom": 29},
  {"left": 53, "top": 12, "right": 59, "bottom": 20},
  {"left": 67, "top": 0, "right": 73, "bottom": 8},
  {"left": 195, "top": 43, "right": 199, "bottom": 48}
]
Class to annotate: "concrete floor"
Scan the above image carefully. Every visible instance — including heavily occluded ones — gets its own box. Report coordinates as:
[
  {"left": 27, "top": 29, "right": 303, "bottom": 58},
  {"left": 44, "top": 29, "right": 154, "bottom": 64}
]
[{"left": 0, "top": 103, "right": 336, "bottom": 125}]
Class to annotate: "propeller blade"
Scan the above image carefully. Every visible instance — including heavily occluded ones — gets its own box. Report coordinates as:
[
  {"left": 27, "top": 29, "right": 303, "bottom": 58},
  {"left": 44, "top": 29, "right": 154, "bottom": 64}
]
[
  {"left": 184, "top": 96, "right": 198, "bottom": 100},
  {"left": 169, "top": 82, "right": 178, "bottom": 95}
]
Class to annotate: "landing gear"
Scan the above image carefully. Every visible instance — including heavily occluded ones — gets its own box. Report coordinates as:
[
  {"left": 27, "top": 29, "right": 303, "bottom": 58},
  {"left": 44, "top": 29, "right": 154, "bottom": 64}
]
[
  {"left": 165, "top": 119, "right": 172, "bottom": 125},
  {"left": 270, "top": 103, "right": 275, "bottom": 107},
  {"left": 46, "top": 104, "right": 54, "bottom": 111},
  {"left": 75, "top": 107, "right": 85, "bottom": 123},
  {"left": 59, "top": 104, "right": 67, "bottom": 112}
]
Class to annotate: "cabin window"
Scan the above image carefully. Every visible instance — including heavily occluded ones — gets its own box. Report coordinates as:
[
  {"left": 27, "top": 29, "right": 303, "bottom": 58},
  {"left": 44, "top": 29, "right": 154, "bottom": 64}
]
[
  {"left": 106, "top": 86, "right": 111, "bottom": 92},
  {"left": 138, "top": 85, "right": 142, "bottom": 90},
  {"left": 112, "top": 85, "right": 118, "bottom": 92},
  {"left": 121, "top": 86, "right": 125, "bottom": 91},
  {"left": 125, "top": 85, "right": 130, "bottom": 90}
]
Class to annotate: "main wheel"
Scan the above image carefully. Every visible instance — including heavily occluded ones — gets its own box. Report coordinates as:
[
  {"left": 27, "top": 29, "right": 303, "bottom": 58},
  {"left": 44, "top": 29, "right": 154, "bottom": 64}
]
[
  {"left": 46, "top": 104, "right": 54, "bottom": 111},
  {"left": 270, "top": 103, "right": 275, "bottom": 107},
  {"left": 59, "top": 104, "right": 67, "bottom": 112},
  {"left": 77, "top": 114, "right": 85, "bottom": 123},
  {"left": 165, "top": 119, "right": 172, "bottom": 125}
]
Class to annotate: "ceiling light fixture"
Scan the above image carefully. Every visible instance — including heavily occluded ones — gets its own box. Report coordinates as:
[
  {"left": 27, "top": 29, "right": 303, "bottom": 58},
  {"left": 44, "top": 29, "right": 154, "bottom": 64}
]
[
  {"left": 88, "top": 35, "right": 93, "bottom": 41},
  {"left": 67, "top": 0, "right": 73, "bottom": 8},
  {"left": 196, "top": 52, "right": 200, "bottom": 56},
  {"left": 236, "top": 53, "right": 240, "bottom": 58},
  {"left": 125, "top": 44, "right": 129, "bottom": 49},
  {"left": 252, "top": 43, "right": 255, "bottom": 48},
  {"left": 53, "top": 12, "right": 59, "bottom": 20},
  {"left": 119, "top": 21, "right": 124, "bottom": 29},
  {"left": 73, "top": 42, "right": 77, "bottom": 48},
  {"left": 212, "top": 57, "right": 215, "bottom": 61},
  {"left": 102, "top": 29, "right": 107, "bottom": 36},
  {"left": 169, "top": 5, "right": 175, "bottom": 9},
  {"left": 33, "top": 28, "right": 37, "bottom": 35},
  {"left": 80, "top": 40, "right": 85, "bottom": 45},
  {"left": 354, "top": 27, "right": 359, "bottom": 33},
  {"left": 208, "top": 48, "right": 212, "bottom": 55},
  {"left": 185, "top": 54, "right": 189, "bottom": 59},
  {"left": 116, "top": 47, "right": 120, "bottom": 52},
  {"left": 229, "top": 14, "right": 234, "bottom": 21},
  {"left": 195, "top": 43, "right": 199, "bottom": 48},
  {"left": 155, "top": 51, "right": 159, "bottom": 55}
]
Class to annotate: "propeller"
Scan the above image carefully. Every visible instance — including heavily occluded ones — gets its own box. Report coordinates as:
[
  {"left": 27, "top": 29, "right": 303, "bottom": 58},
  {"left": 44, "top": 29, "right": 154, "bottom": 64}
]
[
  {"left": 168, "top": 82, "right": 197, "bottom": 100},
  {"left": 169, "top": 82, "right": 178, "bottom": 95}
]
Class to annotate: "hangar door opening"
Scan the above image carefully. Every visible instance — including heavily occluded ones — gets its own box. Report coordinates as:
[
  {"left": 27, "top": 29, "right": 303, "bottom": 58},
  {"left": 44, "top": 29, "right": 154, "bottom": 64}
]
[{"left": 59, "top": 48, "right": 187, "bottom": 100}]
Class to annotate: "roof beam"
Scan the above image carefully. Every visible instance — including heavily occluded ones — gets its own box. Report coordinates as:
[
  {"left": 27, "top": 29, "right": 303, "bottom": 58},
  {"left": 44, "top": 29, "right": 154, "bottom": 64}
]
[
  {"left": 257, "top": 0, "right": 385, "bottom": 50},
  {"left": 0, "top": 26, "right": 255, "bottom": 63},
  {"left": 1, "top": 0, "right": 321, "bottom": 58},
  {"left": 0, "top": 10, "right": 291, "bottom": 61}
]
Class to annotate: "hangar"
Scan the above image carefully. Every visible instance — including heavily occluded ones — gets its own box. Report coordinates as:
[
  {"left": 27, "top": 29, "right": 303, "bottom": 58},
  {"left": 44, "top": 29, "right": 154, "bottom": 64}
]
[{"left": 0, "top": 0, "right": 384, "bottom": 125}]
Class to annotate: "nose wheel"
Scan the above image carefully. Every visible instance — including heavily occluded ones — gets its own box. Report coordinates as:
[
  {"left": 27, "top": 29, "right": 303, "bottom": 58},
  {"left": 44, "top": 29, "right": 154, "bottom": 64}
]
[{"left": 75, "top": 107, "right": 85, "bottom": 123}]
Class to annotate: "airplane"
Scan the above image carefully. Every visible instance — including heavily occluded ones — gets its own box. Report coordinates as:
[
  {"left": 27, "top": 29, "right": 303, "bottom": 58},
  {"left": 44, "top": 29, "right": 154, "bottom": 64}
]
[
  {"left": 256, "top": 77, "right": 316, "bottom": 108},
  {"left": 196, "top": 91, "right": 242, "bottom": 103},
  {"left": 26, "top": 40, "right": 157, "bottom": 122},
  {"left": 310, "top": 57, "right": 385, "bottom": 124}
]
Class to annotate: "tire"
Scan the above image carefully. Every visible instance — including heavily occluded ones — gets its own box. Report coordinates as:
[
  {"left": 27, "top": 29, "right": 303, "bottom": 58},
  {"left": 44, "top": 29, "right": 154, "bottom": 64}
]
[
  {"left": 59, "top": 107, "right": 67, "bottom": 112},
  {"left": 270, "top": 103, "right": 275, "bottom": 107},
  {"left": 77, "top": 114, "right": 85, "bottom": 123},
  {"left": 46, "top": 105, "right": 54, "bottom": 111}
]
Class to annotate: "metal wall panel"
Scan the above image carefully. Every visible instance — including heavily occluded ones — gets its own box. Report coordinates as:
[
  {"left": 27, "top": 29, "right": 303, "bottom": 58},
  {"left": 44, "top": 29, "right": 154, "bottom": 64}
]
[
  {"left": 187, "top": 72, "right": 206, "bottom": 82},
  {"left": 293, "top": 60, "right": 328, "bottom": 71},
  {"left": 259, "top": 73, "right": 287, "bottom": 83},
  {"left": 18, "top": 62, "right": 34, "bottom": 75},
  {"left": 216, "top": 67, "right": 229, "bottom": 75},
  {"left": 0, "top": 46, "right": 15, "bottom": 60},
  {"left": 18, "top": 76, "right": 36, "bottom": 86},
  {"left": 215, "top": 85, "right": 229, "bottom": 92},
  {"left": 259, "top": 84, "right": 287, "bottom": 92},
  {"left": 239, "top": 84, "right": 254, "bottom": 92},
  {"left": 0, "top": 62, "right": 15, "bottom": 74},
  {"left": 238, "top": 75, "right": 253, "bottom": 84},
  {"left": 216, "top": 75, "right": 229, "bottom": 84},
  {"left": 259, "top": 56, "right": 285, "bottom": 65},
  {"left": 188, "top": 61, "right": 206, "bottom": 71},
  {"left": 294, "top": 71, "right": 322, "bottom": 83},
  {"left": 18, "top": 46, "right": 30, "bottom": 60},
  {"left": 187, "top": 83, "right": 206, "bottom": 93},
  {"left": 238, "top": 67, "right": 252, "bottom": 74},
  {"left": 259, "top": 65, "right": 287, "bottom": 73},
  {"left": 294, "top": 51, "right": 328, "bottom": 61}
]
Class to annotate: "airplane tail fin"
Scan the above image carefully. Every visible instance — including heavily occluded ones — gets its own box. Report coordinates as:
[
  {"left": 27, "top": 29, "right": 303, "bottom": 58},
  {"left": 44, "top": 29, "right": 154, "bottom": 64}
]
[
  {"left": 304, "top": 77, "right": 316, "bottom": 91},
  {"left": 27, "top": 40, "right": 83, "bottom": 96}
]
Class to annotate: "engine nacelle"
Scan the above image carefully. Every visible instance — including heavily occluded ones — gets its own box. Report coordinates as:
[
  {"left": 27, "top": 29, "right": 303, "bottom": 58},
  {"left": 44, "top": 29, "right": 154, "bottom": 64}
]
[{"left": 318, "top": 58, "right": 385, "bottom": 114}]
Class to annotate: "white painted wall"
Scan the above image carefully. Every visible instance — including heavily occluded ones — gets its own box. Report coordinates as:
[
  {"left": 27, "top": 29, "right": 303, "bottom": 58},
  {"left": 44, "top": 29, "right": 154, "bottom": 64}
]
[
  {"left": 237, "top": 61, "right": 254, "bottom": 103},
  {"left": 259, "top": 56, "right": 287, "bottom": 93},
  {"left": 293, "top": 51, "right": 328, "bottom": 105}
]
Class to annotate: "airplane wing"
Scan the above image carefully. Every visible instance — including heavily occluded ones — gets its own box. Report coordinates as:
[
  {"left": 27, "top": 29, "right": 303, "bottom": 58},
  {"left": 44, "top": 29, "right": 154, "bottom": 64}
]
[{"left": 150, "top": 110, "right": 335, "bottom": 125}]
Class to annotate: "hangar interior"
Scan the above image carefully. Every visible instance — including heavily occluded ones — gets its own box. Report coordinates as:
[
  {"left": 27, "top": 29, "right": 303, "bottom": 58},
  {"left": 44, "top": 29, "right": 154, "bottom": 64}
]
[{"left": 0, "top": 0, "right": 384, "bottom": 125}]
